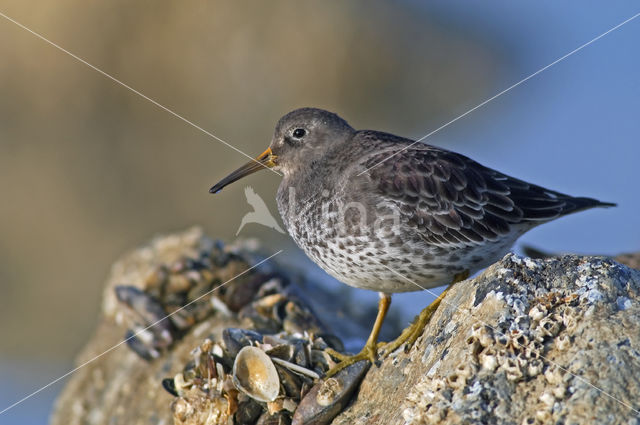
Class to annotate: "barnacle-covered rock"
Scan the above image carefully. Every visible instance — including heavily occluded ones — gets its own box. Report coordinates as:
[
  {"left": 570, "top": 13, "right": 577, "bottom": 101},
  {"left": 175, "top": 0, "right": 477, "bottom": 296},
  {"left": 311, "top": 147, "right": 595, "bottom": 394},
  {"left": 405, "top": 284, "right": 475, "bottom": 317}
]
[
  {"left": 333, "top": 253, "right": 640, "bottom": 425},
  {"left": 50, "top": 228, "right": 640, "bottom": 425}
]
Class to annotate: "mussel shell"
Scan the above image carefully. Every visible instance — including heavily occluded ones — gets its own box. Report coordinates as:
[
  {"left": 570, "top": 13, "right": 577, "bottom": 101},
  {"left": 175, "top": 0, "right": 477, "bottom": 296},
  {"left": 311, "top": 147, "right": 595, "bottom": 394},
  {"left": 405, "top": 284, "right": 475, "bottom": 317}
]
[
  {"left": 256, "top": 411, "right": 291, "bottom": 425},
  {"left": 239, "top": 307, "right": 282, "bottom": 334},
  {"left": 233, "top": 346, "right": 280, "bottom": 403},
  {"left": 266, "top": 344, "right": 295, "bottom": 361},
  {"left": 223, "top": 328, "right": 264, "bottom": 357},
  {"left": 282, "top": 302, "right": 321, "bottom": 334},
  {"left": 313, "top": 334, "right": 344, "bottom": 353},
  {"left": 235, "top": 398, "right": 264, "bottom": 425},
  {"left": 275, "top": 364, "right": 304, "bottom": 398},
  {"left": 292, "top": 360, "right": 370, "bottom": 425},
  {"left": 124, "top": 330, "right": 159, "bottom": 361},
  {"left": 224, "top": 274, "right": 270, "bottom": 312},
  {"left": 291, "top": 340, "right": 309, "bottom": 368},
  {"left": 162, "top": 377, "right": 179, "bottom": 397}
]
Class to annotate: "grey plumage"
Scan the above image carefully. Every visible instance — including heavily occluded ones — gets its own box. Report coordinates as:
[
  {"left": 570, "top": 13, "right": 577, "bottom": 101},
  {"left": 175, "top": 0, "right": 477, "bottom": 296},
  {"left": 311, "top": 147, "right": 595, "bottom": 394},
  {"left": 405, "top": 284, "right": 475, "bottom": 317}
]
[{"left": 362, "top": 136, "right": 614, "bottom": 246}]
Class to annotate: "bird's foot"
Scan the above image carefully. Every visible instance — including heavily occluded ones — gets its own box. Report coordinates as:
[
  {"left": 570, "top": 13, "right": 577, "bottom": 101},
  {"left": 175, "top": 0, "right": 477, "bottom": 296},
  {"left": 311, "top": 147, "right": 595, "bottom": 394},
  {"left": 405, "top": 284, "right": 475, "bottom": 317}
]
[
  {"left": 325, "top": 340, "right": 381, "bottom": 377},
  {"left": 380, "top": 302, "right": 439, "bottom": 356},
  {"left": 381, "top": 270, "right": 469, "bottom": 356}
]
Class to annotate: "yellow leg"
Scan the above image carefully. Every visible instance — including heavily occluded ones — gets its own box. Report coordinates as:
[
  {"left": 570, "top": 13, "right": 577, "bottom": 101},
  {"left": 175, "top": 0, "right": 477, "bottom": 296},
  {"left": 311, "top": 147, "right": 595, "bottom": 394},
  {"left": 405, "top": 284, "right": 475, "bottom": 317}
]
[
  {"left": 325, "top": 293, "right": 391, "bottom": 377},
  {"left": 381, "top": 270, "right": 469, "bottom": 356}
]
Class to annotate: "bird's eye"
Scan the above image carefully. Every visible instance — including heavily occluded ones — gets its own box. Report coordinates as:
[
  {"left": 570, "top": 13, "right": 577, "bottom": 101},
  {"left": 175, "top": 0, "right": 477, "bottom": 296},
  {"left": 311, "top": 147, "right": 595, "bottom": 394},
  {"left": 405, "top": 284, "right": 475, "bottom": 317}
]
[{"left": 292, "top": 128, "right": 306, "bottom": 138}]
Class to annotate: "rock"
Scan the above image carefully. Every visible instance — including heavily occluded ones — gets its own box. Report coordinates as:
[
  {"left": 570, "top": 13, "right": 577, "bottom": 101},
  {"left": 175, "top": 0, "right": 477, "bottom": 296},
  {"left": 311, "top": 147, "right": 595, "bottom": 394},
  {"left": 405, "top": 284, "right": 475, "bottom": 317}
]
[
  {"left": 333, "top": 253, "right": 640, "bottom": 425},
  {"left": 50, "top": 228, "right": 640, "bottom": 425},
  {"left": 49, "top": 228, "right": 390, "bottom": 425}
]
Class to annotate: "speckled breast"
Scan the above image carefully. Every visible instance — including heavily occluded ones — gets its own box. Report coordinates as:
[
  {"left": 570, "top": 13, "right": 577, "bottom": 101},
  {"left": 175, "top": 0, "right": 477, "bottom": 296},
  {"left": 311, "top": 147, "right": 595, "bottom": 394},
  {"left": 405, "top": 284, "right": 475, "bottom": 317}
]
[{"left": 276, "top": 183, "right": 511, "bottom": 294}]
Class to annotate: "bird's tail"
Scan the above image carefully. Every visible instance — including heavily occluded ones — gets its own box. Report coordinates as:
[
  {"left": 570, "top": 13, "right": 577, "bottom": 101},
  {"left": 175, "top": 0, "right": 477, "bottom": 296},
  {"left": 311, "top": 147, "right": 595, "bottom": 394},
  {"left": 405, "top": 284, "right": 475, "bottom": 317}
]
[{"left": 559, "top": 196, "right": 616, "bottom": 217}]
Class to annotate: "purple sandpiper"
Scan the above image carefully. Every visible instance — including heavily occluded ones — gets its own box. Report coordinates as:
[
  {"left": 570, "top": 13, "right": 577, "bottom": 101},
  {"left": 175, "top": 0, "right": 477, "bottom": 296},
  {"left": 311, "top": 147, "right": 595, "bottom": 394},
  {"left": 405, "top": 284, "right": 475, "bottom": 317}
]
[{"left": 210, "top": 108, "right": 615, "bottom": 375}]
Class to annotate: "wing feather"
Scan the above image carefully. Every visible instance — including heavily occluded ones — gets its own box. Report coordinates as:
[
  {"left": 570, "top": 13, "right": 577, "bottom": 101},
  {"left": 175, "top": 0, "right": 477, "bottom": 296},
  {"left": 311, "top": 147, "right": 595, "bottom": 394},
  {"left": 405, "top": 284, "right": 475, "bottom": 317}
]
[{"left": 358, "top": 136, "right": 612, "bottom": 248}]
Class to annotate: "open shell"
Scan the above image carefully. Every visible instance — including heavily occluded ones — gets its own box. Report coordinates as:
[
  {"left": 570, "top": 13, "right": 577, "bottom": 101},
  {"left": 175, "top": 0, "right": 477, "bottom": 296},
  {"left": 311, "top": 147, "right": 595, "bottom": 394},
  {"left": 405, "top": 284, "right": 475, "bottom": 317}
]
[{"left": 233, "top": 346, "right": 280, "bottom": 403}]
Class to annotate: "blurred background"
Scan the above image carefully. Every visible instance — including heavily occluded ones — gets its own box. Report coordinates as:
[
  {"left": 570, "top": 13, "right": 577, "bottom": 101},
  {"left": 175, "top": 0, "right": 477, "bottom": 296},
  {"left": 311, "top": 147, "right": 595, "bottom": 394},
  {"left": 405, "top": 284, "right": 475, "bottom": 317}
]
[{"left": 1, "top": 1, "right": 638, "bottom": 423}]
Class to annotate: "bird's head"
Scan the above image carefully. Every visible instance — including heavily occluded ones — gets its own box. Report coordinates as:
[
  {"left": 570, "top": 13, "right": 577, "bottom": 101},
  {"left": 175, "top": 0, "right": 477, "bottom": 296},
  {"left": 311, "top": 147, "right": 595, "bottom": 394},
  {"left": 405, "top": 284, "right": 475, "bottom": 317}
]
[{"left": 209, "top": 108, "right": 354, "bottom": 194}]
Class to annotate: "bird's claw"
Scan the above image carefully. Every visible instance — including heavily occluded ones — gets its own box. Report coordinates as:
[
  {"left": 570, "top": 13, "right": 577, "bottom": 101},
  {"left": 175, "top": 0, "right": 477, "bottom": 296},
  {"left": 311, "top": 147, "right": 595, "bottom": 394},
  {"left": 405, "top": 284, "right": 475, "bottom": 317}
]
[{"left": 325, "top": 342, "right": 381, "bottom": 377}]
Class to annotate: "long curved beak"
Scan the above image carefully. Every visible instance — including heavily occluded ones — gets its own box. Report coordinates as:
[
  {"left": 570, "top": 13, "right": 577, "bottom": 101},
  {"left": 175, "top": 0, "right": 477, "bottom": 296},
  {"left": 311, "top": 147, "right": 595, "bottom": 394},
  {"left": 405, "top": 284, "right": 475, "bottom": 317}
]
[{"left": 209, "top": 148, "right": 276, "bottom": 194}]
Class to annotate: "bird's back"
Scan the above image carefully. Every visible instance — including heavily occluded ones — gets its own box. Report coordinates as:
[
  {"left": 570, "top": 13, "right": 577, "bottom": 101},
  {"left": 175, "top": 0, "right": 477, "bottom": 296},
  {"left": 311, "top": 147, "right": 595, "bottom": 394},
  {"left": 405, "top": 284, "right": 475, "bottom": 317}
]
[
  {"left": 354, "top": 130, "right": 614, "bottom": 231},
  {"left": 277, "top": 129, "right": 614, "bottom": 293}
]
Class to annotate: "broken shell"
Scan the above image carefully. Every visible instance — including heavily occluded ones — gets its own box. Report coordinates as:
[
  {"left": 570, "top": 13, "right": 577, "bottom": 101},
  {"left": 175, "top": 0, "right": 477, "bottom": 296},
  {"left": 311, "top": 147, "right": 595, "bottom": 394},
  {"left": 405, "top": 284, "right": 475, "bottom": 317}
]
[
  {"left": 233, "top": 346, "right": 280, "bottom": 403},
  {"left": 455, "top": 361, "right": 475, "bottom": 381},
  {"left": 514, "top": 314, "right": 530, "bottom": 326},
  {"left": 255, "top": 293, "right": 287, "bottom": 312},
  {"left": 562, "top": 308, "right": 578, "bottom": 332},
  {"left": 223, "top": 275, "right": 267, "bottom": 312},
  {"left": 267, "top": 397, "right": 298, "bottom": 415},
  {"left": 496, "top": 349, "right": 509, "bottom": 367},
  {"left": 174, "top": 372, "right": 192, "bottom": 393},
  {"left": 167, "top": 274, "right": 192, "bottom": 293},
  {"left": 535, "top": 409, "right": 552, "bottom": 422},
  {"left": 524, "top": 342, "right": 541, "bottom": 360},
  {"left": 271, "top": 357, "right": 320, "bottom": 380}
]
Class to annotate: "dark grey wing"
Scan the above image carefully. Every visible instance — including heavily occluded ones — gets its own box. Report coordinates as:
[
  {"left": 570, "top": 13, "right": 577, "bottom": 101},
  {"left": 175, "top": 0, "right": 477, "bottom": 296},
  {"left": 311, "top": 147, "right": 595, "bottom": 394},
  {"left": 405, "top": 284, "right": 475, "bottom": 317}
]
[{"left": 362, "top": 143, "right": 614, "bottom": 247}]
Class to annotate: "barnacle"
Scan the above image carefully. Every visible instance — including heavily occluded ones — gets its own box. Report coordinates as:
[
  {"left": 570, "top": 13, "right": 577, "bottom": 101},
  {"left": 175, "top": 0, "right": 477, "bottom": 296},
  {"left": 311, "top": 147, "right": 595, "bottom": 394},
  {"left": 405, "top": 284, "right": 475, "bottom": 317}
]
[
  {"left": 527, "top": 358, "right": 543, "bottom": 377},
  {"left": 537, "top": 314, "right": 562, "bottom": 338},
  {"left": 470, "top": 323, "right": 494, "bottom": 348},
  {"left": 555, "top": 334, "right": 571, "bottom": 351},
  {"left": 502, "top": 357, "right": 524, "bottom": 382},
  {"left": 544, "top": 364, "right": 565, "bottom": 386},
  {"left": 528, "top": 304, "right": 547, "bottom": 322},
  {"left": 478, "top": 348, "right": 498, "bottom": 371}
]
